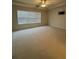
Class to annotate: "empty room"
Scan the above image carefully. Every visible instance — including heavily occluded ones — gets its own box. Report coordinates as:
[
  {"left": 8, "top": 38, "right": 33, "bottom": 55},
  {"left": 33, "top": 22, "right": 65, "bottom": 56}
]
[{"left": 12, "top": 0, "right": 66, "bottom": 59}]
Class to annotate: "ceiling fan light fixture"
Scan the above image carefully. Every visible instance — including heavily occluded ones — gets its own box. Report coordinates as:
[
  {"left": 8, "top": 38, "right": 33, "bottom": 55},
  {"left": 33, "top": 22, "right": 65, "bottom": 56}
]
[
  {"left": 40, "top": 0, "right": 46, "bottom": 7},
  {"left": 36, "top": 0, "right": 47, "bottom": 8},
  {"left": 41, "top": 4, "right": 46, "bottom": 7}
]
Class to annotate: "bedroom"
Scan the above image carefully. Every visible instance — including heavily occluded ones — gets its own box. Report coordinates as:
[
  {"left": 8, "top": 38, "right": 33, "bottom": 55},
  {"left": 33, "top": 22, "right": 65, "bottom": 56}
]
[{"left": 12, "top": 0, "right": 66, "bottom": 59}]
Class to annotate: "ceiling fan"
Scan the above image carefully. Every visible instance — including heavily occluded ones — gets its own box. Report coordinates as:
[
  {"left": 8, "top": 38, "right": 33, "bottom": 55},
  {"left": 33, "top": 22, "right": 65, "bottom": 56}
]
[{"left": 36, "top": 0, "right": 47, "bottom": 8}]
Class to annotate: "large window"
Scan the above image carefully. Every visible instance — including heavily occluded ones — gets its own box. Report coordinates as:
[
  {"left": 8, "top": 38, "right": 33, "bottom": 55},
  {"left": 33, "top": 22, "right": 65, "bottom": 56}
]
[{"left": 17, "top": 10, "right": 41, "bottom": 24}]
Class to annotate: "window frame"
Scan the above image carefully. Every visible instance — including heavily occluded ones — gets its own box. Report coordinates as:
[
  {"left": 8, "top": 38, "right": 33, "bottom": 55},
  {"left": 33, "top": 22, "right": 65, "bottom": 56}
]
[{"left": 17, "top": 10, "right": 42, "bottom": 25}]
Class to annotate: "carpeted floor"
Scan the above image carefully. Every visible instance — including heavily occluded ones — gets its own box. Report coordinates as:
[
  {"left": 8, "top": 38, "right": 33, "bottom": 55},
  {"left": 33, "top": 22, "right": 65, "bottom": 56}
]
[{"left": 12, "top": 26, "right": 66, "bottom": 59}]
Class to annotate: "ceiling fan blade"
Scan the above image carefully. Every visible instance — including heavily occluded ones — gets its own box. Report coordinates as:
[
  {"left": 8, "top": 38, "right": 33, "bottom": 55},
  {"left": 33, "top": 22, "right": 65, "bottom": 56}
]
[{"left": 36, "top": 5, "right": 40, "bottom": 7}]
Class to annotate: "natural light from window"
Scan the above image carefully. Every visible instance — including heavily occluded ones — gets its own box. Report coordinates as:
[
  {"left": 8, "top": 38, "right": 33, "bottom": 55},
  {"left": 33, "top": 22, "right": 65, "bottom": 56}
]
[{"left": 17, "top": 10, "right": 41, "bottom": 24}]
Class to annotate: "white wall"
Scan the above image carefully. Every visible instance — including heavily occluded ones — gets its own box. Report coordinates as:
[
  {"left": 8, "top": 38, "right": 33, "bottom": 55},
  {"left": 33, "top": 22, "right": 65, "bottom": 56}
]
[{"left": 48, "top": 6, "right": 66, "bottom": 29}]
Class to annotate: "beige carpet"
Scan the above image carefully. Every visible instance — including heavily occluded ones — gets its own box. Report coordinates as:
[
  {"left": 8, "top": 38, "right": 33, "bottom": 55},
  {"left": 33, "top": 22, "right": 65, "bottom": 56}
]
[{"left": 12, "top": 26, "right": 66, "bottom": 59}]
